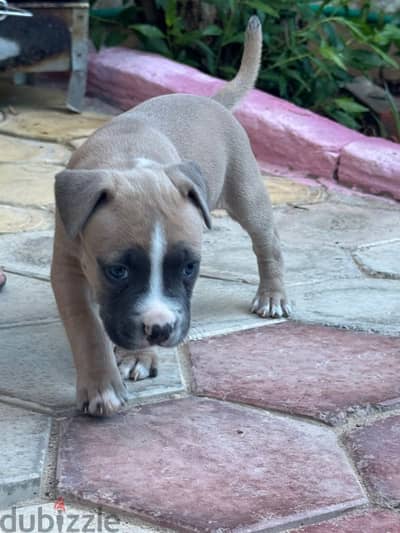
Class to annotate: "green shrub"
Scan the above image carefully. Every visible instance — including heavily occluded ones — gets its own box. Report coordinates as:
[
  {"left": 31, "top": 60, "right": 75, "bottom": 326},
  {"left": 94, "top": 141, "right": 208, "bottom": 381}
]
[{"left": 90, "top": 0, "right": 400, "bottom": 135}]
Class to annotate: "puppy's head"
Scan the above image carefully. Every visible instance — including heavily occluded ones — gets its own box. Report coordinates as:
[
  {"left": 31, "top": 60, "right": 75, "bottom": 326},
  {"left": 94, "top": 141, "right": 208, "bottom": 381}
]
[{"left": 55, "top": 161, "right": 211, "bottom": 349}]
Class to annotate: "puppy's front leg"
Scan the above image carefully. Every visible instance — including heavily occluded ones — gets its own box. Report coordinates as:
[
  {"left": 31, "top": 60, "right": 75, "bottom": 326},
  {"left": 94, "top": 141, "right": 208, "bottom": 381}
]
[
  {"left": 51, "top": 249, "right": 127, "bottom": 416},
  {"left": 114, "top": 347, "right": 158, "bottom": 382},
  {"left": 224, "top": 159, "right": 291, "bottom": 318}
]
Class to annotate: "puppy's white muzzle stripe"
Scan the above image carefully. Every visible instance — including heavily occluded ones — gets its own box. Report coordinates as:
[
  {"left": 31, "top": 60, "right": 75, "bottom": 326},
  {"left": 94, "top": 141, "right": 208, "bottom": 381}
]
[{"left": 141, "top": 222, "right": 175, "bottom": 328}]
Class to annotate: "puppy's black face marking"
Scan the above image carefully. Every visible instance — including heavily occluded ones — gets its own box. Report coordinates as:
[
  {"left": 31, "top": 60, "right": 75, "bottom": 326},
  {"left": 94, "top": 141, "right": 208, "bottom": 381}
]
[
  {"left": 97, "top": 242, "right": 200, "bottom": 350},
  {"left": 98, "top": 247, "right": 150, "bottom": 348},
  {"left": 164, "top": 244, "right": 200, "bottom": 297},
  {"left": 162, "top": 243, "right": 200, "bottom": 341}
]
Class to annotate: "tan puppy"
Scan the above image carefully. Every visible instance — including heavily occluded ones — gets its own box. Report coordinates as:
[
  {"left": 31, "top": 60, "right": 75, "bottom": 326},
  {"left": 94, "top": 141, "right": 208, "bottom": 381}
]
[{"left": 51, "top": 16, "right": 290, "bottom": 416}]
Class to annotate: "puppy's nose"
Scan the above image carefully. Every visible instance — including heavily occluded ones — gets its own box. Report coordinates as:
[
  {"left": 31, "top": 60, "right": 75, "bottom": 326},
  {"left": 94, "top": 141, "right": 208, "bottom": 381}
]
[{"left": 145, "top": 323, "right": 173, "bottom": 344}]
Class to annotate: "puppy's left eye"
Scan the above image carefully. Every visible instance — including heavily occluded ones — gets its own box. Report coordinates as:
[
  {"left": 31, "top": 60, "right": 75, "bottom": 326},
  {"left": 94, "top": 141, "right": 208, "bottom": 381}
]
[
  {"left": 183, "top": 262, "right": 197, "bottom": 278},
  {"left": 105, "top": 264, "right": 129, "bottom": 282}
]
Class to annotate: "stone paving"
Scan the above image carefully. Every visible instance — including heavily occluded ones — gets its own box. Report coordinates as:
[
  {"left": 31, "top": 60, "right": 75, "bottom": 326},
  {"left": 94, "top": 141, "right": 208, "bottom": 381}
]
[{"left": 0, "top": 82, "right": 400, "bottom": 532}]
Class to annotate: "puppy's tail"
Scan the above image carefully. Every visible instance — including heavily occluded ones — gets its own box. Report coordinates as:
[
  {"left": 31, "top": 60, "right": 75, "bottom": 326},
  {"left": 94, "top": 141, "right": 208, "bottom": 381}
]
[{"left": 213, "top": 16, "right": 262, "bottom": 110}]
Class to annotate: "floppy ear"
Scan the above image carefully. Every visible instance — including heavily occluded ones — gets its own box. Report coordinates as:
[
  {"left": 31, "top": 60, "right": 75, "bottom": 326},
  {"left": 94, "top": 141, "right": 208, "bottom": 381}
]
[
  {"left": 55, "top": 169, "right": 114, "bottom": 240},
  {"left": 165, "top": 161, "right": 212, "bottom": 229}
]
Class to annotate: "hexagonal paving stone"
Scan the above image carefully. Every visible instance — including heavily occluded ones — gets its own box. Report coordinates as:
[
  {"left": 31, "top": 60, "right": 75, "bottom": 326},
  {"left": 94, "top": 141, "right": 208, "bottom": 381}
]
[
  {"left": 292, "top": 508, "right": 400, "bottom": 532},
  {"left": 190, "top": 276, "right": 277, "bottom": 339},
  {"left": 0, "top": 134, "right": 71, "bottom": 164},
  {"left": 0, "top": 273, "right": 58, "bottom": 326},
  {"left": 0, "top": 232, "right": 269, "bottom": 335},
  {"left": 291, "top": 278, "right": 400, "bottom": 336},
  {"left": 0, "top": 110, "right": 108, "bottom": 143},
  {"left": 0, "top": 81, "right": 121, "bottom": 117},
  {"left": 0, "top": 403, "right": 50, "bottom": 508},
  {"left": 201, "top": 216, "right": 361, "bottom": 286},
  {"left": 0, "top": 163, "right": 62, "bottom": 207},
  {"left": 0, "top": 231, "right": 53, "bottom": 278},
  {"left": 345, "top": 415, "right": 400, "bottom": 507},
  {"left": 0, "top": 502, "right": 166, "bottom": 532},
  {"left": 189, "top": 323, "right": 400, "bottom": 424},
  {"left": 0, "top": 82, "right": 70, "bottom": 111},
  {"left": 0, "top": 206, "right": 52, "bottom": 233},
  {"left": 0, "top": 322, "right": 183, "bottom": 410},
  {"left": 273, "top": 196, "right": 400, "bottom": 249},
  {"left": 57, "top": 397, "right": 366, "bottom": 532},
  {"left": 353, "top": 240, "right": 400, "bottom": 279}
]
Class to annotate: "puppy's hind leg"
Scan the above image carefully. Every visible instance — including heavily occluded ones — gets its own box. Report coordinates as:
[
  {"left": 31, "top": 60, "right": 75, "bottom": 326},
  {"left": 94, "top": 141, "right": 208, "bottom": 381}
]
[{"left": 223, "top": 157, "right": 291, "bottom": 318}]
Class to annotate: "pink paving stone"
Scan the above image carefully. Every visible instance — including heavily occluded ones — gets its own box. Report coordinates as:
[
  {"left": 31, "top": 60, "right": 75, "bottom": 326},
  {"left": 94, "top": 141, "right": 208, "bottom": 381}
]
[
  {"left": 292, "top": 508, "right": 400, "bottom": 532},
  {"left": 57, "top": 397, "right": 366, "bottom": 532},
  {"left": 189, "top": 323, "right": 400, "bottom": 425},
  {"left": 345, "top": 415, "right": 400, "bottom": 507},
  {"left": 338, "top": 137, "right": 400, "bottom": 201},
  {"left": 88, "top": 48, "right": 363, "bottom": 179}
]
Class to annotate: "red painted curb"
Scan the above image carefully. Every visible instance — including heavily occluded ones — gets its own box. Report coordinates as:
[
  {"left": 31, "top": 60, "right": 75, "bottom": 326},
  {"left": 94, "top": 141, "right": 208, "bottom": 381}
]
[{"left": 88, "top": 47, "right": 400, "bottom": 200}]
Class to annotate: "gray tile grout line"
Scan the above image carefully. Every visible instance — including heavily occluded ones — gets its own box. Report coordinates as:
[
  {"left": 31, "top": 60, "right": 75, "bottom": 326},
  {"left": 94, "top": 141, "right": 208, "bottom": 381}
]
[
  {"left": 53, "top": 491, "right": 177, "bottom": 533},
  {"left": 0, "top": 394, "right": 55, "bottom": 416},
  {"left": 40, "top": 417, "right": 62, "bottom": 503},
  {"left": 1, "top": 268, "right": 51, "bottom": 282},
  {"left": 0, "top": 318, "right": 61, "bottom": 329},
  {"left": 336, "top": 433, "right": 375, "bottom": 510},
  {"left": 275, "top": 503, "right": 371, "bottom": 533}
]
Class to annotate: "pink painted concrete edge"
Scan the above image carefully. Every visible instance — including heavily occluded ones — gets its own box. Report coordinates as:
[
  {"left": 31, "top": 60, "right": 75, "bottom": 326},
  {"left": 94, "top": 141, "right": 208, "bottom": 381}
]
[{"left": 87, "top": 47, "right": 400, "bottom": 200}]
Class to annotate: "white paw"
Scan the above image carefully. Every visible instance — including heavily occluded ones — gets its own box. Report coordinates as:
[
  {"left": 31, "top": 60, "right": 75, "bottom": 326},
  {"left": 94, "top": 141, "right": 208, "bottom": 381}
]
[
  {"left": 251, "top": 290, "right": 292, "bottom": 319},
  {"left": 115, "top": 348, "right": 158, "bottom": 382},
  {"left": 77, "top": 371, "right": 128, "bottom": 417}
]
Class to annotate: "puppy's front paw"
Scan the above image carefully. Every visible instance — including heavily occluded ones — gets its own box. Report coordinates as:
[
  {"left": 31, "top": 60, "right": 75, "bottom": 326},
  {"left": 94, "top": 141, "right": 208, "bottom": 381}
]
[
  {"left": 251, "top": 289, "right": 292, "bottom": 319},
  {"left": 115, "top": 348, "right": 158, "bottom": 382},
  {"left": 77, "top": 370, "right": 128, "bottom": 417}
]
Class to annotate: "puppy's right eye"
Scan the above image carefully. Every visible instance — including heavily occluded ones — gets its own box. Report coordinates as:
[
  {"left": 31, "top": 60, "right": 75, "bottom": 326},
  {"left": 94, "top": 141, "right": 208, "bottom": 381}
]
[{"left": 104, "top": 264, "right": 129, "bottom": 282}]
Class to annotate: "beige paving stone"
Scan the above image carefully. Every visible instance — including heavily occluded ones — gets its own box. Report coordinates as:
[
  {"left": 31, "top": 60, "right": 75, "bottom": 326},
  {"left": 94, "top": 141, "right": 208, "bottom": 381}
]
[
  {"left": 0, "top": 134, "right": 71, "bottom": 164},
  {"left": 0, "top": 81, "right": 121, "bottom": 116},
  {"left": 68, "top": 137, "right": 88, "bottom": 150},
  {"left": 0, "top": 110, "right": 108, "bottom": 143},
  {"left": 264, "top": 175, "right": 327, "bottom": 205},
  {"left": 0, "top": 163, "right": 62, "bottom": 207},
  {"left": 0, "top": 82, "right": 67, "bottom": 111},
  {"left": 212, "top": 177, "right": 326, "bottom": 217},
  {"left": 0, "top": 206, "right": 53, "bottom": 233}
]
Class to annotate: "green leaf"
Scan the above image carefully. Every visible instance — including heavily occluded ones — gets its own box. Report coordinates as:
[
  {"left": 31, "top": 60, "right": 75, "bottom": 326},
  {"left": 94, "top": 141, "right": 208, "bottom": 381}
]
[
  {"left": 243, "top": 0, "right": 279, "bottom": 17},
  {"left": 334, "top": 97, "right": 369, "bottom": 114},
  {"left": 373, "top": 24, "right": 400, "bottom": 47},
  {"left": 130, "top": 24, "right": 166, "bottom": 39},
  {"left": 284, "top": 68, "right": 311, "bottom": 92},
  {"left": 320, "top": 44, "right": 347, "bottom": 71},
  {"left": 174, "top": 30, "right": 202, "bottom": 46},
  {"left": 383, "top": 82, "right": 400, "bottom": 141},
  {"left": 144, "top": 38, "right": 172, "bottom": 57},
  {"left": 104, "top": 30, "right": 128, "bottom": 47},
  {"left": 329, "top": 109, "right": 361, "bottom": 130},
  {"left": 193, "top": 40, "right": 217, "bottom": 75},
  {"left": 222, "top": 33, "right": 244, "bottom": 46},
  {"left": 218, "top": 65, "right": 236, "bottom": 79},
  {"left": 201, "top": 25, "right": 224, "bottom": 37},
  {"left": 345, "top": 48, "right": 384, "bottom": 70},
  {"left": 165, "top": 0, "right": 177, "bottom": 28}
]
